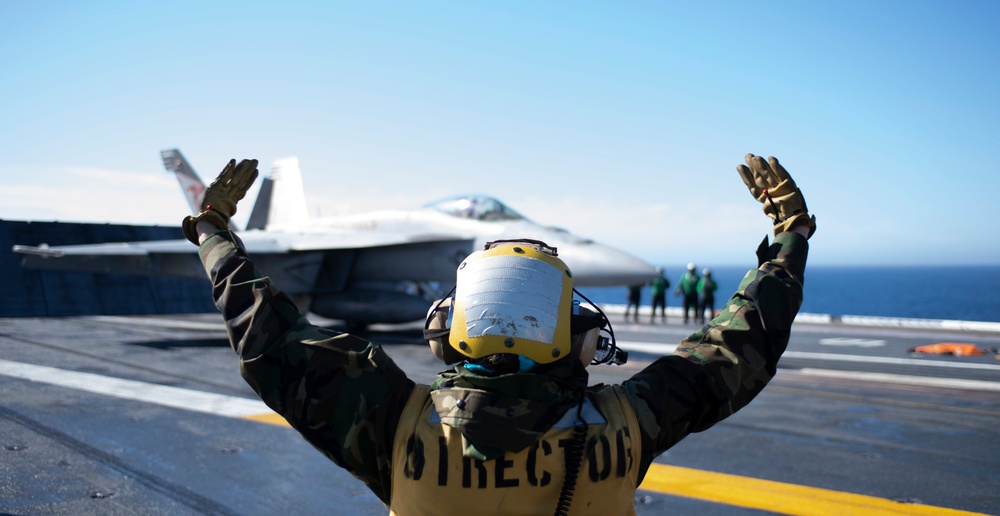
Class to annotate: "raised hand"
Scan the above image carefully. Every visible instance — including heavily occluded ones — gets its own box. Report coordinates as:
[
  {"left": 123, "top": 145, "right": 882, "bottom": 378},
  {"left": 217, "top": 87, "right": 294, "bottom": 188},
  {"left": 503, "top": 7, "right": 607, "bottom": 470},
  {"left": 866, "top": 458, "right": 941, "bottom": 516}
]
[
  {"left": 737, "top": 154, "right": 816, "bottom": 238},
  {"left": 181, "top": 158, "right": 258, "bottom": 244}
]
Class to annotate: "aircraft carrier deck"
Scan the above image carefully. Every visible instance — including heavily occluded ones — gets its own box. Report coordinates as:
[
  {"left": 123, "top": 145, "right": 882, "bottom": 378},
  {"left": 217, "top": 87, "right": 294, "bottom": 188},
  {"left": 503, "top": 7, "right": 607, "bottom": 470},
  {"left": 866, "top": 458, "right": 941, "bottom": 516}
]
[{"left": 2, "top": 312, "right": 998, "bottom": 515}]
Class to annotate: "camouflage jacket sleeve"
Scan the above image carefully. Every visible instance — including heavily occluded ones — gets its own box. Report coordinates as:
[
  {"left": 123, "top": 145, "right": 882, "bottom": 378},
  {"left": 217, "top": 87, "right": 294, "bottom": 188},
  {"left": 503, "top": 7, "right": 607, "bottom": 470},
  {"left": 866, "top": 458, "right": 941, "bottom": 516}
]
[
  {"left": 198, "top": 231, "right": 415, "bottom": 504},
  {"left": 620, "top": 231, "right": 808, "bottom": 481}
]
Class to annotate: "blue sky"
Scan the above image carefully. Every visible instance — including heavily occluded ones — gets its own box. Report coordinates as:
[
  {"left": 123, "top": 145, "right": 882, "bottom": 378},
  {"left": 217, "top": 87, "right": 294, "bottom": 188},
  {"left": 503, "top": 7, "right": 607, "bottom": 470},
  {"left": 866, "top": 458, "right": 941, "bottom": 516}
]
[{"left": 1, "top": 1, "right": 998, "bottom": 266}]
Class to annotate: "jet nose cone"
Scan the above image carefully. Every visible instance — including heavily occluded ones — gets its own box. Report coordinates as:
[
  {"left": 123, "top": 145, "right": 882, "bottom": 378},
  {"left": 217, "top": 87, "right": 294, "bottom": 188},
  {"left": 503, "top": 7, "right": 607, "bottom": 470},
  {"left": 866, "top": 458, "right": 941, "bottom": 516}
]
[{"left": 558, "top": 242, "right": 657, "bottom": 287}]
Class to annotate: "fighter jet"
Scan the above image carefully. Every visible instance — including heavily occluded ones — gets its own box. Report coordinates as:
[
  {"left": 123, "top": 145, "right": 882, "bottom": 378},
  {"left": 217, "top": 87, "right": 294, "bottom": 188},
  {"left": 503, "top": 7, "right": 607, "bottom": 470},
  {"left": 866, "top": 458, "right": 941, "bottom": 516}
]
[{"left": 13, "top": 149, "right": 657, "bottom": 327}]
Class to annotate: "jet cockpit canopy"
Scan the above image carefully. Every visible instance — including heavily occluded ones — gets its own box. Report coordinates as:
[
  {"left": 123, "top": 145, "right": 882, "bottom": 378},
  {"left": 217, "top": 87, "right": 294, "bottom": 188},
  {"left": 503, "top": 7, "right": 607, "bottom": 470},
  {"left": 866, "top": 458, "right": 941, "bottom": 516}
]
[{"left": 425, "top": 195, "right": 527, "bottom": 222}]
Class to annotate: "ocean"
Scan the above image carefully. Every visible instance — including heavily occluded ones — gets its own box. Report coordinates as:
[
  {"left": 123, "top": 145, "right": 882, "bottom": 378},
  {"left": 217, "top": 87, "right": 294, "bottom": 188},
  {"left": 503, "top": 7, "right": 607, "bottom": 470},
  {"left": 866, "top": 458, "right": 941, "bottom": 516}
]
[{"left": 576, "top": 265, "right": 1000, "bottom": 324}]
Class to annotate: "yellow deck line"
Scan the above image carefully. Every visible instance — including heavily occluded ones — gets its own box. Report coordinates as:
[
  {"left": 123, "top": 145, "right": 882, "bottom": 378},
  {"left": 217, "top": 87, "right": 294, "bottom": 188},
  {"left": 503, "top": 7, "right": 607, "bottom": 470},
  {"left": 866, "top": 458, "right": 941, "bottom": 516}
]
[
  {"left": 242, "top": 412, "right": 290, "bottom": 426},
  {"left": 639, "top": 463, "right": 986, "bottom": 516}
]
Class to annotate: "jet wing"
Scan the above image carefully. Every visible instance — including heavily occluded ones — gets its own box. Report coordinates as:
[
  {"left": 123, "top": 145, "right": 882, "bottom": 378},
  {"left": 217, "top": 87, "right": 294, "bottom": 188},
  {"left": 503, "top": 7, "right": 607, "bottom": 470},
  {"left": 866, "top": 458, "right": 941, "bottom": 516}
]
[
  {"left": 13, "top": 239, "right": 206, "bottom": 278},
  {"left": 13, "top": 232, "right": 474, "bottom": 282},
  {"left": 251, "top": 231, "right": 474, "bottom": 252}
]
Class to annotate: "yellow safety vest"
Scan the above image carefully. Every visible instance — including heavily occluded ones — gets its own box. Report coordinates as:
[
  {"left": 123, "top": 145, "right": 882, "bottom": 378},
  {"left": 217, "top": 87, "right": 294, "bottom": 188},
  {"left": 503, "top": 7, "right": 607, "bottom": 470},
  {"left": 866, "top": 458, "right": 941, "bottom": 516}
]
[{"left": 389, "top": 384, "right": 642, "bottom": 515}]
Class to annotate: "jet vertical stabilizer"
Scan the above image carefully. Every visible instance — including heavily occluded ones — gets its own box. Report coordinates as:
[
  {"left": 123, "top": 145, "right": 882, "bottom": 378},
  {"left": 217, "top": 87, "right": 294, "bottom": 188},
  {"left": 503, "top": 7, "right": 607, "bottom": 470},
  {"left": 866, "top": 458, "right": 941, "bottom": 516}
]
[
  {"left": 266, "top": 157, "right": 310, "bottom": 229},
  {"left": 161, "top": 149, "right": 206, "bottom": 215},
  {"left": 245, "top": 177, "right": 274, "bottom": 230}
]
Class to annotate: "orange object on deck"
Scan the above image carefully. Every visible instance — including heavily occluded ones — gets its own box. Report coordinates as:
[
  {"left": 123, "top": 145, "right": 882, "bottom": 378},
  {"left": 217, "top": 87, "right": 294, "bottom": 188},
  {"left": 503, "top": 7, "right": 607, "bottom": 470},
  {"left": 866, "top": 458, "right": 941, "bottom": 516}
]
[{"left": 911, "top": 343, "right": 985, "bottom": 356}]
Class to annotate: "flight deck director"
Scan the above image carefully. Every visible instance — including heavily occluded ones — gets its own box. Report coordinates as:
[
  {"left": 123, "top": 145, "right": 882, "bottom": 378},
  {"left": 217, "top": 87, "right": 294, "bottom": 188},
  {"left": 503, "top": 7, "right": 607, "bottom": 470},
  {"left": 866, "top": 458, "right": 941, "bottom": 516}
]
[{"left": 183, "top": 154, "right": 814, "bottom": 515}]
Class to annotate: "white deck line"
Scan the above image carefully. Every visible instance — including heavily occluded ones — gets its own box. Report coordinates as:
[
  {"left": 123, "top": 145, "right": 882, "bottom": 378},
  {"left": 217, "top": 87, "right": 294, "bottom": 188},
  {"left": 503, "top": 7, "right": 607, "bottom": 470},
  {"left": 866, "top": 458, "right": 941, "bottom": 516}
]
[
  {"left": 598, "top": 304, "right": 1000, "bottom": 333},
  {"left": 0, "top": 359, "right": 270, "bottom": 417}
]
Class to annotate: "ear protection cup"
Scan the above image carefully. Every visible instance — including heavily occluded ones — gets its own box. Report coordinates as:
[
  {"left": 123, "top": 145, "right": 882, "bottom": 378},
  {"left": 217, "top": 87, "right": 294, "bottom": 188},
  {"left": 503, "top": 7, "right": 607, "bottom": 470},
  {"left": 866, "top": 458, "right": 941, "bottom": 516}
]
[
  {"left": 571, "top": 327, "right": 600, "bottom": 366},
  {"left": 423, "top": 296, "right": 466, "bottom": 365},
  {"left": 569, "top": 296, "right": 627, "bottom": 366},
  {"left": 569, "top": 304, "right": 608, "bottom": 366}
]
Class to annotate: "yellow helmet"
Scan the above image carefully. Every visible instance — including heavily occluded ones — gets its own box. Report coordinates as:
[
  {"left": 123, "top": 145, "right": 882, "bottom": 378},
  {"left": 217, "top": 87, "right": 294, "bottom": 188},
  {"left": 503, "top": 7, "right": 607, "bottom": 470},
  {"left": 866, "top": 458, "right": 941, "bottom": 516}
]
[
  {"left": 427, "top": 240, "right": 574, "bottom": 364},
  {"left": 424, "top": 239, "right": 627, "bottom": 368}
]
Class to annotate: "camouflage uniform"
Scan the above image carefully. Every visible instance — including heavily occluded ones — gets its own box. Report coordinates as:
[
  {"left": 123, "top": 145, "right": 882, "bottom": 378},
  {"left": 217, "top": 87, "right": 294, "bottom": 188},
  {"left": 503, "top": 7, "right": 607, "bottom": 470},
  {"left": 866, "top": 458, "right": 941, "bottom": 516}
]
[{"left": 198, "top": 230, "right": 808, "bottom": 506}]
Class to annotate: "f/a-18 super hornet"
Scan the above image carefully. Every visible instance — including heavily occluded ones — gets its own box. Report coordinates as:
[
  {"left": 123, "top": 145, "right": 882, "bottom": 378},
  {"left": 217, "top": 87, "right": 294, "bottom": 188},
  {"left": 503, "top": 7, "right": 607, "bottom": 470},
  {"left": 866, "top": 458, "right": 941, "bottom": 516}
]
[{"left": 13, "top": 149, "right": 657, "bottom": 327}]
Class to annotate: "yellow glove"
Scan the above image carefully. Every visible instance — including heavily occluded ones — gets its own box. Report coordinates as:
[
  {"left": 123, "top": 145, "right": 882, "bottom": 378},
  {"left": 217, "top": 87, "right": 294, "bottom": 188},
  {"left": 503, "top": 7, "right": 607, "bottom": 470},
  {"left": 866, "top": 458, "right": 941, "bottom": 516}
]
[
  {"left": 737, "top": 154, "right": 816, "bottom": 238},
  {"left": 181, "top": 158, "right": 259, "bottom": 244}
]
